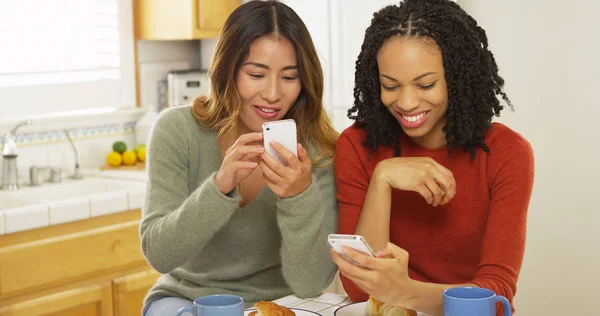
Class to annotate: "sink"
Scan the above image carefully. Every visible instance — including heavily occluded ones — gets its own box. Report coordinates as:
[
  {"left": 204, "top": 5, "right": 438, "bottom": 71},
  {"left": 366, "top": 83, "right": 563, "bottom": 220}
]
[
  {"left": 0, "top": 177, "right": 145, "bottom": 208},
  {"left": 0, "top": 173, "right": 148, "bottom": 234}
]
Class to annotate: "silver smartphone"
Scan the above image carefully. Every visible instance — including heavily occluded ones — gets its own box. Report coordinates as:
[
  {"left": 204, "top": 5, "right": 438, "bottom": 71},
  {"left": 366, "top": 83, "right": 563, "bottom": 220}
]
[
  {"left": 262, "top": 119, "right": 298, "bottom": 166},
  {"left": 328, "top": 234, "right": 376, "bottom": 266}
]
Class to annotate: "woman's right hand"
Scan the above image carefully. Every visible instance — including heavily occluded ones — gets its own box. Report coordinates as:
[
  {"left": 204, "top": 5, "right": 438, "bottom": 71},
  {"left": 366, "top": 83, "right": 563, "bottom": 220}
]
[
  {"left": 374, "top": 157, "right": 456, "bottom": 206},
  {"left": 214, "top": 132, "right": 265, "bottom": 195}
]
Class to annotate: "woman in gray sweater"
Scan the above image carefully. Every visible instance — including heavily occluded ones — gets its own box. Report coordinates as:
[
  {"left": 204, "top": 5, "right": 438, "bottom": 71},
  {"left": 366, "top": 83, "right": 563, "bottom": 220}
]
[{"left": 140, "top": 1, "right": 339, "bottom": 315}]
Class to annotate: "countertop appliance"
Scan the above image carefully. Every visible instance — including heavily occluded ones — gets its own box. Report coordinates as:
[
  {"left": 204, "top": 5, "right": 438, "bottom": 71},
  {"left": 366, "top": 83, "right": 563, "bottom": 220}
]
[{"left": 167, "top": 69, "right": 209, "bottom": 107}]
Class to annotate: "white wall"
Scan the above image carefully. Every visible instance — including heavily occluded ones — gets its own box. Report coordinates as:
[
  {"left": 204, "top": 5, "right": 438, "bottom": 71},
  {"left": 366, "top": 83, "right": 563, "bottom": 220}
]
[{"left": 460, "top": 0, "right": 600, "bottom": 314}]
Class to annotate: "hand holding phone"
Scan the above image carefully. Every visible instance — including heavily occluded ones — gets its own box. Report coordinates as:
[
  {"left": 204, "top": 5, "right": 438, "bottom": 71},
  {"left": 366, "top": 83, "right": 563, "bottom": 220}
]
[
  {"left": 328, "top": 234, "right": 376, "bottom": 267},
  {"left": 260, "top": 119, "right": 311, "bottom": 198}
]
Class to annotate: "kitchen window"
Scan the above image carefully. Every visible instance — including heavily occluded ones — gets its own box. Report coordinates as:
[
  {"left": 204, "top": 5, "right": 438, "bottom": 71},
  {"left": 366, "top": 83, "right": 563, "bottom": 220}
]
[{"left": 0, "top": 0, "right": 136, "bottom": 119}]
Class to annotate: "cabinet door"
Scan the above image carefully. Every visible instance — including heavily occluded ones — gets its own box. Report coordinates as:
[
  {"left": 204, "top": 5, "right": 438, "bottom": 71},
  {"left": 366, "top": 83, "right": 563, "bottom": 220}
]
[
  {"left": 112, "top": 269, "right": 161, "bottom": 316},
  {"left": 135, "top": 0, "right": 240, "bottom": 40},
  {"left": 196, "top": 0, "right": 240, "bottom": 32},
  {"left": 0, "top": 281, "right": 113, "bottom": 316},
  {"left": 0, "top": 220, "right": 144, "bottom": 296}
]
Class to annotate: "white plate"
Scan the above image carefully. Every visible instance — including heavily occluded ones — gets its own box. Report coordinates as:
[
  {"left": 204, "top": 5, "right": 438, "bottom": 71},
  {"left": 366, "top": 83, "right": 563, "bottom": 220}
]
[
  {"left": 334, "top": 302, "right": 367, "bottom": 316},
  {"left": 334, "top": 302, "right": 427, "bottom": 316},
  {"left": 245, "top": 307, "right": 321, "bottom": 315}
]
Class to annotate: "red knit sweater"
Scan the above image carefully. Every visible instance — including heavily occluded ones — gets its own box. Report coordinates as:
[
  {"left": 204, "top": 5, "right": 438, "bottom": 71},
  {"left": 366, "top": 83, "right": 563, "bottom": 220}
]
[{"left": 335, "top": 123, "right": 534, "bottom": 314}]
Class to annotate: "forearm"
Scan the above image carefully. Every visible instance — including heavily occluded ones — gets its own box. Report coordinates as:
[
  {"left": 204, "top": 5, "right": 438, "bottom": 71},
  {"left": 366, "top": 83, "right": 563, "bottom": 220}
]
[
  {"left": 401, "top": 280, "right": 478, "bottom": 316},
  {"left": 277, "top": 175, "right": 338, "bottom": 297},
  {"left": 355, "top": 170, "right": 392, "bottom": 252},
  {"left": 140, "top": 175, "right": 240, "bottom": 273}
]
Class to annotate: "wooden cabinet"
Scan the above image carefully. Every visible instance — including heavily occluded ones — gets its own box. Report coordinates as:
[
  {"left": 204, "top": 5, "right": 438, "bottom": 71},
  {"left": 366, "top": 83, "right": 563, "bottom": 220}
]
[
  {"left": 113, "top": 270, "right": 161, "bottom": 316},
  {"left": 134, "top": 0, "right": 241, "bottom": 40},
  {"left": 0, "top": 282, "right": 113, "bottom": 316},
  {"left": 0, "top": 210, "right": 158, "bottom": 316}
]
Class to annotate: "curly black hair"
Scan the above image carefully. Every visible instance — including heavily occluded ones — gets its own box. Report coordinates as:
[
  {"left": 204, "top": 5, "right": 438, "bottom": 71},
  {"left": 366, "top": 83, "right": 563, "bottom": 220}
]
[{"left": 348, "top": 0, "right": 512, "bottom": 158}]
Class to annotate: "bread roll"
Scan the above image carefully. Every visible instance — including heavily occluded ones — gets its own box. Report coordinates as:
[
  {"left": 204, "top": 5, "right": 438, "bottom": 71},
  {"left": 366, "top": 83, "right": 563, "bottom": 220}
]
[
  {"left": 248, "top": 301, "right": 295, "bottom": 316},
  {"left": 366, "top": 296, "right": 417, "bottom": 316}
]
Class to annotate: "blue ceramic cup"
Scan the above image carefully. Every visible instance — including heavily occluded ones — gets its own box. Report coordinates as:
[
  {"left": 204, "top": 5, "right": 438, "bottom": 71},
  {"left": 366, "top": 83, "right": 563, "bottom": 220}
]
[
  {"left": 443, "top": 287, "right": 511, "bottom": 316},
  {"left": 175, "top": 294, "right": 244, "bottom": 316}
]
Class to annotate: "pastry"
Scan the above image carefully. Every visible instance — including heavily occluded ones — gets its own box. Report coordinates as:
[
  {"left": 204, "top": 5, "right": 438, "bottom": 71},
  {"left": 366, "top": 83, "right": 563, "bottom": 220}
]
[
  {"left": 248, "top": 301, "right": 295, "bottom": 316},
  {"left": 366, "top": 296, "right": 417, "bottom": 316}
]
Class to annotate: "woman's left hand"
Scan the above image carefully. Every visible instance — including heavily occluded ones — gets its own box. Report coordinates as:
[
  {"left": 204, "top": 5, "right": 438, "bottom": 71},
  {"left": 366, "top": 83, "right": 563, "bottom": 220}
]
[
  {"left": 331, "top": 242, "right": 416, "bottom": 306},
  {"left": 260, "top": 142, "right": 312, "bottom": 198}
]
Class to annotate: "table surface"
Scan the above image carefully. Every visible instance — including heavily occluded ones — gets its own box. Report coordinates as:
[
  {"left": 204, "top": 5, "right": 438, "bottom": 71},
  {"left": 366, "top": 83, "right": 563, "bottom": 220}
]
[
  {"left": 252, "top": 293, "right": 429, "bottom": 316},
  {"left": 250, "top": 293, "right": 352, "bottom": 316}
]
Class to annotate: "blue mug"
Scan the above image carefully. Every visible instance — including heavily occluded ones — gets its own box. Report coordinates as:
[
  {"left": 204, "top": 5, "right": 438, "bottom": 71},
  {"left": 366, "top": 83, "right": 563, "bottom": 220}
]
[
  {"left": 443, "top": 287, "right": 511, "bottom": 316},
  {"left": 176, "top": 294, "right": 244, "bottom": 316}
]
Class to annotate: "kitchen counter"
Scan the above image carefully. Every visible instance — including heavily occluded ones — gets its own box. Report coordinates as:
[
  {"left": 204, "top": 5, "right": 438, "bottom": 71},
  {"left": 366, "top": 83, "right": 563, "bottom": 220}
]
[{"left": 0, "top": 169, "right": 147, "bottom": 235}]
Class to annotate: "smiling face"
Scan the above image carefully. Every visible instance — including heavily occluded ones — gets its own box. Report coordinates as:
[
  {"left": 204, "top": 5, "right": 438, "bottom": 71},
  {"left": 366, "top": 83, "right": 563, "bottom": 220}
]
[
  {"left": 235, "top": 35, "right": 302, "bottom": 134},
  {"left": 377, "top": 36, "right": 448, "bottom": 148}
]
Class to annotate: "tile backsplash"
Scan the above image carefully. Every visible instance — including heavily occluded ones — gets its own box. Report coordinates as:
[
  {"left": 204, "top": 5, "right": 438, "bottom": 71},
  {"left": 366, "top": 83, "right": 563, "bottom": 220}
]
[
  {"left": 0, "top": 118, "right": 140, "bottom": 184},
  {"left": 0, "top": 121, "right": 136, "bottom": 148}
]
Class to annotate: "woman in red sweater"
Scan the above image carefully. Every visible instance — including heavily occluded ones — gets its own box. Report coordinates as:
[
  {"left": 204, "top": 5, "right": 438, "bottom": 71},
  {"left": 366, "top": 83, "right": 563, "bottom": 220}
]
[{"left": 331, "top": 0, "right": 534, "bottom": 315}]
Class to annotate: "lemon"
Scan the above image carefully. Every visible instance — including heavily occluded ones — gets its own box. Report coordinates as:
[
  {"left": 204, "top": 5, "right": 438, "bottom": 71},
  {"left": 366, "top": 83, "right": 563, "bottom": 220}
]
[
  {"left": 106, "top": 151, "right": 122, "bottom": 167},
  {"left": 136, "top": 147, "right": 147, "bottom": 162},
  {"left": 133, "top": 143, "right": 146, "bottom": 154},
  {"left": 122, "top": 151, "right": 137, "bottom": 166},
  {"left": 112, "top": 141, "right": 127, "bottom": 154}
]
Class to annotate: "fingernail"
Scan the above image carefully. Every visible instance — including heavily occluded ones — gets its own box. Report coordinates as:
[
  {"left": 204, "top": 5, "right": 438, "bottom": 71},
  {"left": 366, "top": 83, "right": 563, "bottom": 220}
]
[
  {"left": 341, "top": 246, "right": 349, "bottom": 253},
  {"left": 250, "top": 162, "right": 257, "bottom": 167}
]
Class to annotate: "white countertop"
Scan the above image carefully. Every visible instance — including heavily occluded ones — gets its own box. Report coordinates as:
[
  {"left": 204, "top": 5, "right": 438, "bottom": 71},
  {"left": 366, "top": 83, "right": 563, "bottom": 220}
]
[{"left": 0, "top": 168, "right": 147, "bottom": 235}]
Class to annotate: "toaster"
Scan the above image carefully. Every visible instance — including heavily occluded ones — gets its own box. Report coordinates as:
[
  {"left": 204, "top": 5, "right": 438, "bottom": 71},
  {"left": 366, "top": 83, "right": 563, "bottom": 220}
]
[{"left": 167, "top": 69, "right": 209, "bottom": 107}]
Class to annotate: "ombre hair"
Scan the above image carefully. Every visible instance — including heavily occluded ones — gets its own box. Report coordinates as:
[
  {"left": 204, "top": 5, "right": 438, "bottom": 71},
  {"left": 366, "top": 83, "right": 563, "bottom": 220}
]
[{"left": 192, "top": 0, "right": 338, "bottom": 164}]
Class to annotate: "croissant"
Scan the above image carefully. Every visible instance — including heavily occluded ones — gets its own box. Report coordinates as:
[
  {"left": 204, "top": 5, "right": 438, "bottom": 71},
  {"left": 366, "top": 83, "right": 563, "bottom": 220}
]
[
  {"left": 367, "top": 296, "right": 417, "bottom": 316},
  {"left": 248, "top": 301, "right": 295, "bottom": 316}
]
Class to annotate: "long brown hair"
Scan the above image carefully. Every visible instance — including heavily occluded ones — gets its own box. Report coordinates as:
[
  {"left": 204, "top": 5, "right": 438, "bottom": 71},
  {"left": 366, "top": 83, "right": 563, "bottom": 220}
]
[{"left": 192, "top": 0, "right": 338, "bottom": 164}]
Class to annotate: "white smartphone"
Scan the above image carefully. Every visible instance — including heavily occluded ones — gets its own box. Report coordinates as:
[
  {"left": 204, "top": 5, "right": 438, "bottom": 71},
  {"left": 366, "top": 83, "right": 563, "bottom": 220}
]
[
  {"left": 262, "top": 119, "right": 298, "bottom": 166},
  {"left": 328, "top": 234, "right": 376, "bottom": 266}
]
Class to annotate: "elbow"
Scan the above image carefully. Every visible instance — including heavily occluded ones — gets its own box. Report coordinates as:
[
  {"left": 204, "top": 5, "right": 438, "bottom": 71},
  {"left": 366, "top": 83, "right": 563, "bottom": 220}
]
[
  {"left": 140, "top": 234, "right": 177, "bottom": 274},
  {"left": 141, "top": 248, "right": 175, "bottom": 274},
  {"left": 289, "top": 277, "right": 331, "bottom": 299},
  {"left": 144, "top": 255, "right": 176, "bottom": 274},
  {"left": 471, "top": 274, "right": 516, "bottom": 302},
  {"left": 292, "top": 287, "right": 323, "bottom": 300},
  {"left": 288, "top": 266, "right": 337, "bottom": 299}
]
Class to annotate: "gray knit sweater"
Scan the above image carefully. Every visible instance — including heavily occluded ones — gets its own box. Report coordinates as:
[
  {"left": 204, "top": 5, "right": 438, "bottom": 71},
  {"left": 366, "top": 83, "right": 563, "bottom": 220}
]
[{"left": 140, "top": 106, "right": 338, "bottom": 309}]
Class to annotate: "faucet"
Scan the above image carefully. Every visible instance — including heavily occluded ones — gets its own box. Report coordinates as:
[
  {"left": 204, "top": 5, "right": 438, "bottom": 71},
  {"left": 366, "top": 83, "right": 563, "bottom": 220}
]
[
  {"left": 1, "top": 120, "right": 32, "bottom": 190},
  {"left": 63, "top": 129, "right": 82, "bottom": 179}
]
